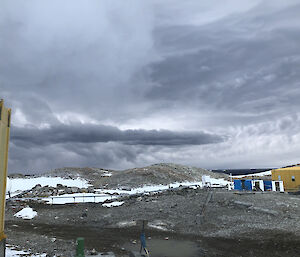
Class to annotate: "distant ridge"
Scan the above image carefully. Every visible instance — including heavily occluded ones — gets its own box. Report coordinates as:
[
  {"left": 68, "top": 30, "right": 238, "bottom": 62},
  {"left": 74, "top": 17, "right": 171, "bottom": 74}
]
[{"left": 212, "top": 168, "right": 274, "bottom": 176}]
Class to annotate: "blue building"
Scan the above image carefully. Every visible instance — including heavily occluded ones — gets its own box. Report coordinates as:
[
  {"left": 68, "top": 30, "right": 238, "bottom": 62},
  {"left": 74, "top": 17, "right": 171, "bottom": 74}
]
[
  {"left": 234, "top": 179, "right": 276, "bottom": 191},
  {"left": 234, "top": 179, "right": 252, "bottom": 191}
]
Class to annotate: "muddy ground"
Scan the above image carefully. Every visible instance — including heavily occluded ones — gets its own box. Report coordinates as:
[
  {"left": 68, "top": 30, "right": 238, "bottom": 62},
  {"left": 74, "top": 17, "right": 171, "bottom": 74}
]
[{"left": 5, "top": 187, "right": 300, "bottom": 257}]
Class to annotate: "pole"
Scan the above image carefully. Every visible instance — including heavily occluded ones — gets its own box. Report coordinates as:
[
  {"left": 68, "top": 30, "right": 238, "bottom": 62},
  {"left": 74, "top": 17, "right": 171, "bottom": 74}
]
[{"left": 0, "top": 100, "right": 11, "bottom": 257}]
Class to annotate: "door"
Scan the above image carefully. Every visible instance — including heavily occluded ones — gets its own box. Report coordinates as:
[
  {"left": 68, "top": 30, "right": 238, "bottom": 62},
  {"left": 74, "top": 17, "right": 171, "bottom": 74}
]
[
  {"left": 254, "top": 181, "right": 261, "bottom": 191},
  {"left": 275, "top": 182, "right": 280, "bottom": 191},
  {"left": 241, "top": 180, "right": 246, "bottom": 190}
]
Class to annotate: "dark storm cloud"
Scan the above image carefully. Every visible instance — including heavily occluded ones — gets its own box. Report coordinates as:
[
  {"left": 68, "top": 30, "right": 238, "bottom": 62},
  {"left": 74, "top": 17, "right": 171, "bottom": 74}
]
[
  {"left": 11, "top": 124, "right": 224, "bottom": 146},
  {"left": 8, "top": 141, "right": 144, "bottom": 174}
]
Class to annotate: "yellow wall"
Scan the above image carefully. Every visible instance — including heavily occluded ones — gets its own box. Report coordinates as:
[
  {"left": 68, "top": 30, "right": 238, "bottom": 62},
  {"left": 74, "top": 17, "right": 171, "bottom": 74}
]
[
  {"left": 0, "top": 100, "right": 11, "bottom": 241},
  {"left": 272, "top": 166, "right": 300, "bottom": 192}
]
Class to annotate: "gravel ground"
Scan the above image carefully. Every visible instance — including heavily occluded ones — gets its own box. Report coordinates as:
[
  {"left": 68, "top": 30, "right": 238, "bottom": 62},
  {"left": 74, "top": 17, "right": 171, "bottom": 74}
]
[{"left": 5, "top": 187, "right": 300, "bottom": 257}]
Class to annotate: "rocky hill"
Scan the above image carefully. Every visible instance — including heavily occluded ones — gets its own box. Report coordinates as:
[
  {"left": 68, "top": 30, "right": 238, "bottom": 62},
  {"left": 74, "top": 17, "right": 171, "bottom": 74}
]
[{"left": 42, "top": 163, "right": 229, "bottom": 188}]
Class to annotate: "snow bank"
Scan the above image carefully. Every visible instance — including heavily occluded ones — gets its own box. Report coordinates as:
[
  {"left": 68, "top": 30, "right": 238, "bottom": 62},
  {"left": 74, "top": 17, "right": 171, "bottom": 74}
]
[
  {"left": 119, "top": 179, "right": 227, "bottom": 194},
  {"left": 7, "top": 176, "right": 91, "bottom": 195},
  {"left": 97, "top": 181, "right": 205, "bottom": 196},
  {"left": 14, "top": 207, "right": 37, "bottom": 220},
  {"left": 45, "top": 177, "right": 229, "bottom": 205},
  {"left": 102, "top": 201, "right": 124, "bottom": 207}
]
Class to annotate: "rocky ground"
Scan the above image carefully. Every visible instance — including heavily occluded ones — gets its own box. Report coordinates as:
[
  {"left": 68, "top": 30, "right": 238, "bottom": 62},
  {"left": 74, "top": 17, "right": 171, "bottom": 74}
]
[
  {"left": 5, "top": 164, "right": 300, "bottom": 257},
  {"left": 5, "top": 187, "right": 300, "bottom": 257}
]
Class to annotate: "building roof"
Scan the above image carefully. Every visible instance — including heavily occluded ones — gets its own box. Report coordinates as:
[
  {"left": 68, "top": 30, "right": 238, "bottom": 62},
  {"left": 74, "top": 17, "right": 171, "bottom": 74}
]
[{"left": 273, "top": 165, "right": 300, "bottom": 172}]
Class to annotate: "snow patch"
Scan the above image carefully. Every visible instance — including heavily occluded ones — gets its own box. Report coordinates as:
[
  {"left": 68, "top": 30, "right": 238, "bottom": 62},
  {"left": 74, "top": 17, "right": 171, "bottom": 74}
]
[
  {"left": 102, "top": 201, "right": 124, "bottom": 207},
  {"left": 6, "top": 245, "right": 46, "bottom": 257},
  {"left": 148, "top": 220, "right": 170, "bottom": 231},
  {"left": 101, "top": 173, "right": 112, "bottom": 177},
  {"left": 14, "top": 207, "right": 37, "bottom": 220},
  {"left": 116, "top": 220, "right": 137, "bottom": 227}
]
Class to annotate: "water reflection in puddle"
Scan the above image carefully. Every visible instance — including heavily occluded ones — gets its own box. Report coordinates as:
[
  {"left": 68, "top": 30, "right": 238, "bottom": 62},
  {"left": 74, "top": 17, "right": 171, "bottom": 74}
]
[{"left": 124, "top": 238, "right": 204, "bottom": 257}]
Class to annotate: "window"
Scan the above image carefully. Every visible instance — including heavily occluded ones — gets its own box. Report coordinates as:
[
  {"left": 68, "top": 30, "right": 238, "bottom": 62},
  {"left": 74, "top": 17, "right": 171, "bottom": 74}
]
[{"left": 292, "top": 176, "right": 295, "bottom": 182}]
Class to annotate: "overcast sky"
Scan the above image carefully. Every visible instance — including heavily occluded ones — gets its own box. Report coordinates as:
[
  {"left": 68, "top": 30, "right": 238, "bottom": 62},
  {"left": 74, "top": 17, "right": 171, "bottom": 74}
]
[{"left": 1, "top": 0, "right": 300, "bottom": 173}]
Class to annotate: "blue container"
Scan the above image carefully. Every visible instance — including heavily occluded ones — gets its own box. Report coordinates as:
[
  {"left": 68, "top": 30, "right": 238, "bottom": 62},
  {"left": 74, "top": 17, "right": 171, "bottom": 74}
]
[
  {"left": 244, "top": 180, "right": 252, "bottom": 190},
  {"left": 263, "top": 180, "right": 272, "bottom": 191},
  {"left": 234, "top": 179, "right": 252, "bottom": 191},
  {"left": 234, "top": 180, "right": 242, "bottom": 190}
]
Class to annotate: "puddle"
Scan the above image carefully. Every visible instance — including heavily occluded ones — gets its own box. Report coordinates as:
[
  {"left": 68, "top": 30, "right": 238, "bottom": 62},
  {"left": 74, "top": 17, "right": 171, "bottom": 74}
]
[
  {"left": 8, "top": 221, "right": 205, "bottom": 256},
  {"left": 124, "top": 238, "right": 204, "bottom": 257}
]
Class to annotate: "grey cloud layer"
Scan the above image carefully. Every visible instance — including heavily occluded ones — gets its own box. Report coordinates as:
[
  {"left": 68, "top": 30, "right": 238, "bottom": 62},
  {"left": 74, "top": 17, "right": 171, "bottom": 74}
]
[
  {"left": 0, "top": 0, "right": 156, "bottom": 120},
  {"left": 11, "top": 124, "right": 224, "bottom": 146},
  {"left": 1, "top": 0, "right": 300, "bottom": 172},
  {"left": 148, "top": 1, "right": 300, "bottom": 118}
]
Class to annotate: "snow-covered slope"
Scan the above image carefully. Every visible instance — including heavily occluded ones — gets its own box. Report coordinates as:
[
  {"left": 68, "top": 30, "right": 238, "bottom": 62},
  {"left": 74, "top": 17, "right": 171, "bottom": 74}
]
[{"left": 6, "top": 164, "right": 230, "bottom": 205}]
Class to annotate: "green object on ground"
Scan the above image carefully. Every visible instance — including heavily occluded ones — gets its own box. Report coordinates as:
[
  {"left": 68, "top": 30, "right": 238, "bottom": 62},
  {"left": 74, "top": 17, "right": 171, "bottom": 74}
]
[{"left": 76, "top": 237, "right": 85, "bottom": 257}]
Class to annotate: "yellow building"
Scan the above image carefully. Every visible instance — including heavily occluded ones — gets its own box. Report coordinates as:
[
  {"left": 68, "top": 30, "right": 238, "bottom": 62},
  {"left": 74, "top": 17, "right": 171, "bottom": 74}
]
[
  {"left": 272, "top": 165, "right": 300, "bottom": 192},
  {"left": 0, "top": 100, "right": 11, "bottom": 256}
]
